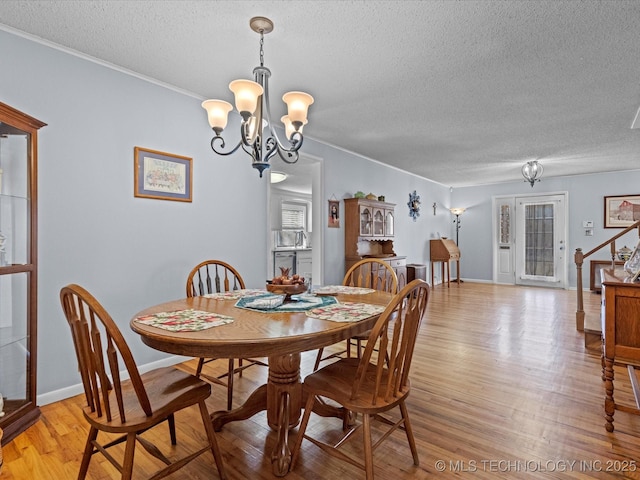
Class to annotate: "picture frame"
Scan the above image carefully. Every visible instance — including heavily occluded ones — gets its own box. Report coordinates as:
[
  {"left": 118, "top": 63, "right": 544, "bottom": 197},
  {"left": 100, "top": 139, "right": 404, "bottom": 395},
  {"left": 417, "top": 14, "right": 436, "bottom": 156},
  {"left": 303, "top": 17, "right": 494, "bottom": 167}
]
[
  {"left": 328, "top": 199, "right": 340, "bottom": 228},
  {"left": 604, "top": 194, "right": 640, "bottom": 228},
  {"left": 134, "top": 147, "right": 192, "bottom": 202}
]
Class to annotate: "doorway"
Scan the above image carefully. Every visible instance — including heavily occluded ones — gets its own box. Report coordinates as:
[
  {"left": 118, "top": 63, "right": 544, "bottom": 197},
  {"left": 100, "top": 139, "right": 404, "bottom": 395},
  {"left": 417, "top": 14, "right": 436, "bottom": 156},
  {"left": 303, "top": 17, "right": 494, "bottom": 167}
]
[
  {"left": 267, "top": 154, "right": 323, "bottom": 284},
  {"left": 493, "top": 193, "right": 568, "bottom": 288}
]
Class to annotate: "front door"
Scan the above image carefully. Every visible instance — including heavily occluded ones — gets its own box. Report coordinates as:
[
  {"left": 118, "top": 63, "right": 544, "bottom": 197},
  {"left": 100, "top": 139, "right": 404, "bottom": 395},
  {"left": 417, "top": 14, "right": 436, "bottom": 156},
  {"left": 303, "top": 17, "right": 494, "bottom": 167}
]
[{"left": 514, "top": 194, "right": 567, "bottom": 288}]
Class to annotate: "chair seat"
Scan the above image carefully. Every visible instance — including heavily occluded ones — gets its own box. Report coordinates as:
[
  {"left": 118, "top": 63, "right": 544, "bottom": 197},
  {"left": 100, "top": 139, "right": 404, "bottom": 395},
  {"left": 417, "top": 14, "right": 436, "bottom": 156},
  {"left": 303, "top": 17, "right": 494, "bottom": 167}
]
[
  {"left": 83, "top": 367, "right": 211, "bottom": 433},
  {"left": 304, "top": 358, "right": 410, "bottom": 414}
]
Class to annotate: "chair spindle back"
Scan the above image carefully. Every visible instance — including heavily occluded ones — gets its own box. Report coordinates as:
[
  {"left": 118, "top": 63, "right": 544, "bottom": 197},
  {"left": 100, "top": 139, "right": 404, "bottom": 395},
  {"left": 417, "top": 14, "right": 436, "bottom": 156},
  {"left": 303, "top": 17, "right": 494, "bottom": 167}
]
[
  {"left": 60, "top": 284, "right": 151, "bottom": 423},
  {"left": 351, "top": 279, "right": 430, "bottom": 404},
  {"left": 343, "top": 258, "right": 399, "bottom": 294},
  {"left": 186, "top": 260, "right": 245, "bottom": 297}
]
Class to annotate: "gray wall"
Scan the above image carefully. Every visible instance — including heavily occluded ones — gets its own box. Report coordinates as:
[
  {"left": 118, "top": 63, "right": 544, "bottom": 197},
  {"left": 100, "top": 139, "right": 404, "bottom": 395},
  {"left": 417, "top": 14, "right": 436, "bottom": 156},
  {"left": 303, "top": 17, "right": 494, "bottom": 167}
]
[
  {"left": 5, "top": 28, "right": 637, "bottom": 405},
  {"left": 1, "top": 29, "right": 451, "bottom": 404},
  {"left": 451, "top": 170, "right": 640, "bottom": 286}
]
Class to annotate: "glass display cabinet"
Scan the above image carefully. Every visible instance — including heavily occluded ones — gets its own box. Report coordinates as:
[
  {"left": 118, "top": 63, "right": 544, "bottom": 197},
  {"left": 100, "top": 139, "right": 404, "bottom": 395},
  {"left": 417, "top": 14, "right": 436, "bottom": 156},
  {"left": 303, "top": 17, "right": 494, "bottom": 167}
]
[{"left": 0, "top": 102, "right": 46, "bottom": 444}]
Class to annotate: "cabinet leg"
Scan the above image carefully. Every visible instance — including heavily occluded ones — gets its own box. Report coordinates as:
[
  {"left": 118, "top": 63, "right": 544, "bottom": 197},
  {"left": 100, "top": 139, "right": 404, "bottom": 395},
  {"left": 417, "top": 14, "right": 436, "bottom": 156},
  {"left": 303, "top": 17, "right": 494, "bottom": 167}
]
[{"left": 604, "top": 356, "right": 615, "bottom": 432}]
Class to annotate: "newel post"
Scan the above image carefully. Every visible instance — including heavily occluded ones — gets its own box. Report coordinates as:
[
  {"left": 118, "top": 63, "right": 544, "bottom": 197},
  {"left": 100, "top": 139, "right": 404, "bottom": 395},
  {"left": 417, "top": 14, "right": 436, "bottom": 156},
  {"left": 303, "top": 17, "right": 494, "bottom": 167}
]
[{"left": 575, "top": 248, "right": 584, "bottom": 331}]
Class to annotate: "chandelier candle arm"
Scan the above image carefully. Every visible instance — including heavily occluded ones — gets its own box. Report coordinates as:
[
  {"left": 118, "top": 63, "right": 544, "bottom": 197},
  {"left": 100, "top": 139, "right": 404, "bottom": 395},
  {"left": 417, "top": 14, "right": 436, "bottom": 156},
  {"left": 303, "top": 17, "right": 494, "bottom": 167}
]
[{"left": 201, "top": 16, "right": 314, "bottom": 177}]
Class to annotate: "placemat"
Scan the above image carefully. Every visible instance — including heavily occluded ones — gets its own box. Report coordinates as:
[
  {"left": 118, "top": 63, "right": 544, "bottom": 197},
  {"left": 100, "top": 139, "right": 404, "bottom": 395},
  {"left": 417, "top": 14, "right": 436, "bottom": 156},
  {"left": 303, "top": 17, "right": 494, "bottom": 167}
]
[
  {"left": 203, "top": 289, "right": 267, "bottom": 300},
  {"left": 134, "top": 309, "right": 234, "bottom": 331},
  {"left": 235, "top": 293, "right": 337, "bottom": 313},
  {"left": 306, "top": 302, "right": 385, "bottom": 322},
  {"left": 313, "top": 285, "right": 376, "bottom": 295}
]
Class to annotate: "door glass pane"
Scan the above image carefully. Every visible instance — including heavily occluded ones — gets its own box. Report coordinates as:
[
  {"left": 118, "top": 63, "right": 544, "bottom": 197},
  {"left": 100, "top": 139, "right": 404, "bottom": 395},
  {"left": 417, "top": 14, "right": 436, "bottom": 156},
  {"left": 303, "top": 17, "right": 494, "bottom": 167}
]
[
  {"left": 524, "top": 203, "right": 554, "bottom": 277},
  {"left": 500, "top": 205, "right": 510, "bottom": 244}
]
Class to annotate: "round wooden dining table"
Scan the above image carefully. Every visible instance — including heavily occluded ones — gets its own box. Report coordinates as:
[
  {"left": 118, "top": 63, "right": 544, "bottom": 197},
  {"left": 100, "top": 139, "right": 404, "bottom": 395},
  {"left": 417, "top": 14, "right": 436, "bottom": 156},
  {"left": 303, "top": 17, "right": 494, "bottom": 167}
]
[{"left": 130, "top": 290, "right": 392, "bottom": 477}]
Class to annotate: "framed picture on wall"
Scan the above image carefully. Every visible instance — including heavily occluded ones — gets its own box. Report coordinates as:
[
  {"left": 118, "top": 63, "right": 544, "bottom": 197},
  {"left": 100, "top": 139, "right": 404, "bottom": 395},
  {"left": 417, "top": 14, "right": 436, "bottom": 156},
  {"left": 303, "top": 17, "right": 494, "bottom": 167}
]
[
  {"left": 134, "top": 147, "right": 193, "bottom": 202},
  {"left": 328, "top": 199, "right": 340, "bottom": 228},
  {"left": 604, "top": 194, "right": 640, "bottom": 228}
]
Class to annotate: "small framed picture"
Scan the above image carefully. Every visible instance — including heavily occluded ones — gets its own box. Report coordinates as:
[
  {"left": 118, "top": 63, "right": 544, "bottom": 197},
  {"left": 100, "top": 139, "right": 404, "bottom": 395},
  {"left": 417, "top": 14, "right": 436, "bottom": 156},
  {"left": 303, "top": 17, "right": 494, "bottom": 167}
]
[
  {"left": 134, "top": 147, "right": 192, "bottom": 202},
  {"left": 328, "top": 200, "right": 340, "bottom": 228},
  {"left": 604, "top": 194, "right": 640, "bottom": 228}
]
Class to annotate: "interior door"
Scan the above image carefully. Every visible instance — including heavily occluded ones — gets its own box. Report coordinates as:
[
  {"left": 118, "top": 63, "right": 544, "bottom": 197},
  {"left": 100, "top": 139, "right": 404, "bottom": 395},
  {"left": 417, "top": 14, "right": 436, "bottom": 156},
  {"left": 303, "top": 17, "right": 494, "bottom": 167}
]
[{"left": 514, "top": 194, "right": 567, "bottom": 288}]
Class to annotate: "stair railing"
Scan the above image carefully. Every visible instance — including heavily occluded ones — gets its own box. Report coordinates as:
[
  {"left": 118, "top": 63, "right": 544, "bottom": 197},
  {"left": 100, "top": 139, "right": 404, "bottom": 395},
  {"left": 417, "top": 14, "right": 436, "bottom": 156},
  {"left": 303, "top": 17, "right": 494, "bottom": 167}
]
[{"left": 575, "top": 220, "right": 640, "bottom": 331}]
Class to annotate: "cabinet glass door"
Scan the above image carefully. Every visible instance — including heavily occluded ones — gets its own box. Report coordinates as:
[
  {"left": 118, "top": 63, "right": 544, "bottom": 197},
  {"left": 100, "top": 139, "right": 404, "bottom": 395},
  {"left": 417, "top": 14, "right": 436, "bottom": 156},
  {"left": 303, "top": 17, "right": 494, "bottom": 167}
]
[
  {"left": 359, "top": 206, "right": 372, "bottom": 236},
  {"left": 385, "top": 210, "right": 394, "bottom": 236},
  {"left": 0, "top": 103, "right": 44, "bottom": 443},
  {"left": 373, "top": 208, "right": 384, "bottom": 235},
  {"left": 0, "top": 122, "right": 31, "bottom": 423}
]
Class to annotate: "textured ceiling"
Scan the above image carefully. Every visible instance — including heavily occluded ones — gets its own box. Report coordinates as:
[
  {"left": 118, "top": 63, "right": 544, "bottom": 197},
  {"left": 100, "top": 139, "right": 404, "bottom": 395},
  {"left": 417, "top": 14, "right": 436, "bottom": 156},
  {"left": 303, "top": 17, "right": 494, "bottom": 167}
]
[{"left": 1, "top": 0, "right": 639, "bottom": 187}]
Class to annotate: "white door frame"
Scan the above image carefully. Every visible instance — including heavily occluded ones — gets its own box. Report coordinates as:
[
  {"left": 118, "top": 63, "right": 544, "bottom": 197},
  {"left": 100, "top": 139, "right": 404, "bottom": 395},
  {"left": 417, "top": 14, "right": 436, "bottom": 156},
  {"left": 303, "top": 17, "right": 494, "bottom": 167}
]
[
  {"left": 492, "top": 191, "right": 569, "bottom": 288},
  {"left": 267, "top": 153, "right": 324, "bottom": 286}
]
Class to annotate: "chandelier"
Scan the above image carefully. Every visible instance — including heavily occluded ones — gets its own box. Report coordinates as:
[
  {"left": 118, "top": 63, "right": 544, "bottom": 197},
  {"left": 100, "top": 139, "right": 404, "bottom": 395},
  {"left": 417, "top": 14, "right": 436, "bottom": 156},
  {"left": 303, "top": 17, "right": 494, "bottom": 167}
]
[
  {"left": 522, "top": 160, "right": 543, "bottom": 187},
  {"left": 201, "top": 17, "right": 314, "bottom": 177}
]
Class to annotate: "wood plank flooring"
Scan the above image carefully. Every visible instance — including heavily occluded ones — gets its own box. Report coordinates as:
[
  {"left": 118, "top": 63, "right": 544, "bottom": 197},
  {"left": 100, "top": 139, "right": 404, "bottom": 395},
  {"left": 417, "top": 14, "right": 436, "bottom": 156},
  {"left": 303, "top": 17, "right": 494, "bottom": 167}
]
[{"left": 3, "top": 282, "right": 640, "bottom": 479}]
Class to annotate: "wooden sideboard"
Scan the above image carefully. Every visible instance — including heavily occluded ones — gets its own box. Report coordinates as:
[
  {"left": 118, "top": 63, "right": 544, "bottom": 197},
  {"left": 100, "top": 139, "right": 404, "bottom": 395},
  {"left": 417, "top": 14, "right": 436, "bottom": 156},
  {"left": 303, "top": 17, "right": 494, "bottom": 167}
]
[
  {"left": 430, "top": 238, "right": 461, "bottom": 287},
  {"left": 600, "top": 268, "right": 640, "bottom": 432}
]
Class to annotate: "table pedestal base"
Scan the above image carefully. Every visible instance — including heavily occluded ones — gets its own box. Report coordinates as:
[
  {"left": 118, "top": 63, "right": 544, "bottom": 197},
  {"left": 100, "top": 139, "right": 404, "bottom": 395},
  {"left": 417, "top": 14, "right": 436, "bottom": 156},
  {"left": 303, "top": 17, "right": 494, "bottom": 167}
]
[{"left": 210, "top": 352, "right": 350, "bottom": 477}]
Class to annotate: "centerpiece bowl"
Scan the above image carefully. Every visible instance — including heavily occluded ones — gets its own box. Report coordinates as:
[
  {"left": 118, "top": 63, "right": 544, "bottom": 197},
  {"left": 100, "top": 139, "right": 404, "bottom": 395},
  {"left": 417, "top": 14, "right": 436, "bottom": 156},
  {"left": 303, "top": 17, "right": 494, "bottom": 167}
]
[{"left": 266, "top": 283, "right": 307, "bottom": 300}]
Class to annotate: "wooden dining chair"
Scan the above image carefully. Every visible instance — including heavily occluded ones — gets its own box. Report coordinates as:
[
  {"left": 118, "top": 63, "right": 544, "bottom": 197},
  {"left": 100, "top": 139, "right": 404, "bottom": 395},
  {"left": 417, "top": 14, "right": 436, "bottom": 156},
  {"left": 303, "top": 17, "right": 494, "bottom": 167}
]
[
  {"left": 59, "top": 284, "right": 227, "bottom": 480},
  {"left": 290, "top": 279, "right": 430, "bottom": 479},
  {"left": 313, "top": 258, "right": 399, "bottom": 370},
  {"left": 186, "top": 259, "right": 267, "bottom": 410}
]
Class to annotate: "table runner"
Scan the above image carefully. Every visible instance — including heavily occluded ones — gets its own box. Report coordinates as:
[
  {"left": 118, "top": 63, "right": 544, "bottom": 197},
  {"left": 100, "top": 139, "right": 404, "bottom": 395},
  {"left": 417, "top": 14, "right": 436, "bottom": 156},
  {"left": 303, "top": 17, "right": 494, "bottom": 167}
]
[
  {"left": 134, "top": 309, "right": 234, "bottom": 331},
  {"left": 306, "top": 302, "right": 385, "bottom": 322},
  {"left": 235, "top": 293, "right": 337, "bottom": 312}
]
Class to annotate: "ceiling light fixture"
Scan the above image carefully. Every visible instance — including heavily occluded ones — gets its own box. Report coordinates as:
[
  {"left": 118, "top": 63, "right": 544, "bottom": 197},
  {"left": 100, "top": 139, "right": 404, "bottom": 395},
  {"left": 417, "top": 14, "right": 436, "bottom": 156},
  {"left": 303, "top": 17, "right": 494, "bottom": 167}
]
[
  {"left": 522, "top": 160, "right": 543, "bottom": 187},
  {"left": 270, "top": 171, "right": 287, "bottom": 184},
  {"left": 202, "top": 17, "right": 314, "bottom": 178}
]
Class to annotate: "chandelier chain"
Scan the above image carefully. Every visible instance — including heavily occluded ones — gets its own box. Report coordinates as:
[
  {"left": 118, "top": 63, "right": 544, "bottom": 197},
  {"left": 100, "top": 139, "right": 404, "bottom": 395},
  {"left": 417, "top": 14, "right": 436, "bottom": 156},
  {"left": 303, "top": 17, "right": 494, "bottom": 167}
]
[{"left": 259, "top": 31, "right": 265, "bottom": 67}]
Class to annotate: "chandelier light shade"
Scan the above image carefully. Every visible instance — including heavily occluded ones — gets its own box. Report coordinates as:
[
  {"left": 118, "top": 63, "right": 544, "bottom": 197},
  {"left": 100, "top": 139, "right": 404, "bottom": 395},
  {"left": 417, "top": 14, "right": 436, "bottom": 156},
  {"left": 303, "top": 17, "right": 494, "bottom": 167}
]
[
  {"left": 522, "top": 160, "right": 543, "bottom": 187},
  {"left": 202, "top": 16, "right": 314, "bottom": 177}
]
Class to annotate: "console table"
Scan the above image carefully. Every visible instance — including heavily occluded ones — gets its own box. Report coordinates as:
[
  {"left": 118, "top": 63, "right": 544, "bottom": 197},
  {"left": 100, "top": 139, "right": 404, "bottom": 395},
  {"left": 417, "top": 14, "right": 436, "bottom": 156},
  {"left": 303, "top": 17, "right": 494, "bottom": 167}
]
[{"left": 600, "top": 268, "right": 640, "bottom": 432}]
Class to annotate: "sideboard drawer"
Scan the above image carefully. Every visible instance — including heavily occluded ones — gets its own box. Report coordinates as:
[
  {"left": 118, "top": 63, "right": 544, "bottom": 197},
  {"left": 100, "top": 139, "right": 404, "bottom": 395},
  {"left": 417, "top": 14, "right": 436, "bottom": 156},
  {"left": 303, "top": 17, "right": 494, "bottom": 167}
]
[{"left": 386, "top": 257, "right": 406, "bottom": 268}]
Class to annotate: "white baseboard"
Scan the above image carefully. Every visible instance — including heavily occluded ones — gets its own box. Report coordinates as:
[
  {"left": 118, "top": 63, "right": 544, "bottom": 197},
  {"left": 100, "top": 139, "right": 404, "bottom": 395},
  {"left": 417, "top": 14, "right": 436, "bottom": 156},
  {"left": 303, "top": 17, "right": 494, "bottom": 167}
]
[{"left": 37, "top": 355, "right": 189, "bottom": 406}]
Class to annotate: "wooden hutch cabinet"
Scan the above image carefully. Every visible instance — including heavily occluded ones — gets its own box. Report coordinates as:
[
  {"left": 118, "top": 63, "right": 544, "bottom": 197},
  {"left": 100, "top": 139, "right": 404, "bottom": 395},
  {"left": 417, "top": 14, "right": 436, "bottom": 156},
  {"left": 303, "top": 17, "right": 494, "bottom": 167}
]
[
  {"left": 0, "top": 103, "right": 46, "bottom": 444},
  {"left": 344, "top": 198, "right": 406, "bottom": 287}
]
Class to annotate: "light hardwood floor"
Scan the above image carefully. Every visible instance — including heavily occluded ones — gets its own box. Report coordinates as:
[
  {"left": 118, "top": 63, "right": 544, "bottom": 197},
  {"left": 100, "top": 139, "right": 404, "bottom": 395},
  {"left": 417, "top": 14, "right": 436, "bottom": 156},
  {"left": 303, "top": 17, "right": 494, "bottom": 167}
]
[{"left": 3, "top": 282, "right": 640, "bottom": 479}]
